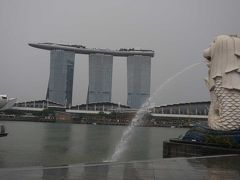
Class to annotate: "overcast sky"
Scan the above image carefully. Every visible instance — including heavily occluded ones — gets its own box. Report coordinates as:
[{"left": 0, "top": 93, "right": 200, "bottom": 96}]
[{"left": 0, "top": 0, "right": 239, "bottom": 106}]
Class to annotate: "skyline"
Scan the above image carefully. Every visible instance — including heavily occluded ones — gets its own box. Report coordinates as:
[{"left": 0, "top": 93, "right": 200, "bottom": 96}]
[
  {"left": 1, "top": 0, "right": 240, "bottom": 106},
  {"left": 30, "top": 42, "right": 153, "bottom": 108}
]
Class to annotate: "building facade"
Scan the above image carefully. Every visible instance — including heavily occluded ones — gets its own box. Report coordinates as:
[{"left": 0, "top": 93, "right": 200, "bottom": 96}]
[
  {"left": 87, "top": 54, "right": 113, "bottom": 104},
  {"left": 153, "top": 101, "right": 210, "bottom": 115},
  {"left": 46, "top": 50, "right": 75, "bottom": 106},
  {"left": 127, "top": 55, "right": 151, "bottom": 108}
]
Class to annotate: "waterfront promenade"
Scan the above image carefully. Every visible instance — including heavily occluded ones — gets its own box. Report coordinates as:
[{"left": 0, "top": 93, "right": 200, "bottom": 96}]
[
  {"left": 0, "top": 113, "right": 207, "bottom": 128},
  {"left": 0, "top": 155, "right": 239, "bottom": 179}
]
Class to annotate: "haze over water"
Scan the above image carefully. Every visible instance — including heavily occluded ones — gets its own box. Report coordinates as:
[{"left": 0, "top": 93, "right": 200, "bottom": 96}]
[{"left": 0, "top": 121, "right": 187, "bottom": 168}]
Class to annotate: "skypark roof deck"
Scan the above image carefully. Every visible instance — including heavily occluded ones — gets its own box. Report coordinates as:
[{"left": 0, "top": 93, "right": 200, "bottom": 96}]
[{"left": 29, "top": 43, "right": 155, "bottom": 57}]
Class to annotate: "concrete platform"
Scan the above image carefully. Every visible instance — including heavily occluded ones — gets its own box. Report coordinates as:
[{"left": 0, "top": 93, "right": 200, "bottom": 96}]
[{"left": 0, "top": 155, "right": 240, "bottom": 179}]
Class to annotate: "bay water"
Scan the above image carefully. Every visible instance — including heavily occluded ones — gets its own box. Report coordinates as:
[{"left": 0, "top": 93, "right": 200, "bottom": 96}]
[{"left": 0, "top": 121, "right": 187, "bottom": 168}]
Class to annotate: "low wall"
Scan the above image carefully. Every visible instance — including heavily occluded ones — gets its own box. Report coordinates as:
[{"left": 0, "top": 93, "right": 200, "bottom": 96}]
[
  {"left": 163, "top": 139, "right": 240, "bottom": 158},
  {"left": 0, "top": 116, "right": 55, "bottom": 123},
  {"left": 0, "top": 112, "right": 207, "bottom": 127}
]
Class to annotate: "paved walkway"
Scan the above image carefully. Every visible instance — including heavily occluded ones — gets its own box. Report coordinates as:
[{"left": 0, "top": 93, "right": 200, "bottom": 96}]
[{"left": 0, "top": 155, "right": 240, "bottom": 179}]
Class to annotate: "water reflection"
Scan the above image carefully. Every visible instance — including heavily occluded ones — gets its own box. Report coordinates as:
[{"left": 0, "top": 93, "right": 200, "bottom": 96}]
[
  {"left": 41, "top": 123, "right": 72, "bottom": 166},
  {"left": 0, "top": 121, "right": 46, "bottom": 167},
  {"left": 41, "top": 162, "right": 153, "bottom": 180},
  {"left": 43, "top": 166, "right": 69, "bottom": 180},
  {"left": 83, "top": 125, "right": 113, "bottom": 161},
  {"left": 42, "top": 124, "right": 114, "bottom": 179},
  {"left": 0, "top": 151, "right": 6, "bottom": 168},
  {"left": 119, "top": 127, "right": 151, "bottom": 162},
  {"left": 0, "top": 121, "right": 187, "bottom": 168},
  {"left": 83, "top": 164, "right": 109, "bottom": 180},
  {"left": 187, "top": 155, "right": 240, "bottom": 179},
  {"left": 81, "top": 125, "right": 113, "bottom": 178},
  {"left": 1, "top": 155, "right": 240, "bottom": 179}
]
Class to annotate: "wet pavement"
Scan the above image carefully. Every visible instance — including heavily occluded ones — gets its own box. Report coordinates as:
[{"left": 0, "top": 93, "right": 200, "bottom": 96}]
[{"left": 0, "top": 155, "right": 240, "bottom": 180}]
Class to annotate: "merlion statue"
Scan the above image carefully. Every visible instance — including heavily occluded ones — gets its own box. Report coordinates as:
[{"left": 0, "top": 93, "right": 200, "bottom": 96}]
[{"left": 203, "top": 35, "right": 240, "bottom": 131}]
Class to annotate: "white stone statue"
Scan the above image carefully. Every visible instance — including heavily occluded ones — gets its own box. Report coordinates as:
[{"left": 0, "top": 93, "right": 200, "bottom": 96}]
[{"left": 203, "top": 35, "right": 240, "bottom": 131}]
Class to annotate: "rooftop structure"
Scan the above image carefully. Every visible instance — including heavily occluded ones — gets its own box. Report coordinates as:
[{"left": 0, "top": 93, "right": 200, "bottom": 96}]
[{"left": 29, "top": 43, "right": 154, "bottom": 57}]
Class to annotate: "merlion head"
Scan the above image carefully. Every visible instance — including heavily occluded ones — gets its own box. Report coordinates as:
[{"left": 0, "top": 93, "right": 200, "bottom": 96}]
[{"left": 203, "top": 35, "right": 240, "bottom": 79}]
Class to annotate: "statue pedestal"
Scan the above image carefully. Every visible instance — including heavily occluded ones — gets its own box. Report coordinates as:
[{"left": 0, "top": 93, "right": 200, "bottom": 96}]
[
  {"left": 182, "top": 126, "right": 240, "bottom": 146},
  {"left": 163, "top": 126, "right": 240, "bottom": 158}
]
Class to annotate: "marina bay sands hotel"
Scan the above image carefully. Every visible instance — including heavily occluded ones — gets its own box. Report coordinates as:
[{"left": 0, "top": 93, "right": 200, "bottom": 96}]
[{"left": 29, "top": 43, "right": 154, "bottom": 108}]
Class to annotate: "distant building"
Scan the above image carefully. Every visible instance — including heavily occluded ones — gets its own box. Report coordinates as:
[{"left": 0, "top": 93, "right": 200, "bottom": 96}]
[
  {"left": 87, "top": 54, "right": 113, "bottom": 103},
  {"left": 29, "top": 43, "right": 155, "bottom": 108},
  {"left": 46, "top": 50, "right": 75, "bottom": 106},
  {"left": 153, "top": 101, "right": 210, "bottom": 115},
  {"left": 0, "top": 95, "right": 17, "bottom": 111},
  {"left": 127, "top": 55, "right": 151, "bottom": 108},
  {"left": 70, "top": 102, "right": 130, "bottom": 112},
  {"left": 14, "top": 100, "right": 64, "bottom": 109}
]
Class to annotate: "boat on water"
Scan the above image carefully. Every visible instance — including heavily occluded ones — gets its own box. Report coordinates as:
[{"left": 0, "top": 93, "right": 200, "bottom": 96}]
[
  {"left": 0, "top": 125, "right": 8, "bottom": 137},
  {"left": 0, "top": 94, "right": 17, "bottom": 111}
]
